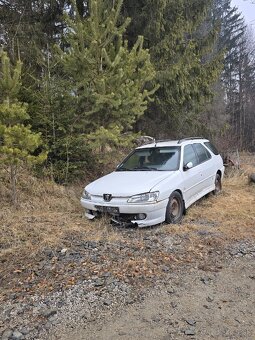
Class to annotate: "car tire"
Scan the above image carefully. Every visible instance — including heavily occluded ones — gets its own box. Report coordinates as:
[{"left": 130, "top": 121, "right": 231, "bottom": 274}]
[
  {"left": 165, "top": 191, "right": 184, "bottom": 224},
  {"left": 213, "top": 173, "right": 222, "bottom": 195}
]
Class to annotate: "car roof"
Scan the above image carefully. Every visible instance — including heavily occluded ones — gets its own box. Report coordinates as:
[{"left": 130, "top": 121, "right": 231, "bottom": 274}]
[{"left": 137, "top": 138, "right": 209, "bottom": 149}]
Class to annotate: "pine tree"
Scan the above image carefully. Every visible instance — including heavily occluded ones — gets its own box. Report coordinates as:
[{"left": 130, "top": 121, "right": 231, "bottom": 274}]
[
  {"left": 57, "top": 0, "right": 158, "bottom": 147},
  {"left": 0, "top": 51, "right": 47, "bottom": 206},
  {"left": 21, "top": 0, "right": 157, "bottom": 183}
]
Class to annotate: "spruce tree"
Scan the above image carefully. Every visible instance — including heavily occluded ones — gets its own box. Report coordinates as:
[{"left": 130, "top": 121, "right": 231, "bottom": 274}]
[
  {"left": 0, "top": 52, "right": 46, "bottom": 206},
  {"left": 211, "top": 0, "right": 253, "bottom": 149},
  {"left": 122, "top": 0, "right": 223, "bottom": 137}
]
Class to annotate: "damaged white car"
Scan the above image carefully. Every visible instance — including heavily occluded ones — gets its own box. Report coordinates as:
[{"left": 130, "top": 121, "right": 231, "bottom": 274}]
[{"left": 80, "top": 138, "right": 224, "bottom": 227}]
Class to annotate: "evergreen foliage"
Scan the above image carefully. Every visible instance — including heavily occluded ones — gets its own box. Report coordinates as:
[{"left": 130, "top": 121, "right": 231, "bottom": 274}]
[
  {"left": 0, "top": 0, "right": 254, "bottom": 189},
  {"left": 122, "top": 0, "right": 223, "bottom": 137},
  {"left": 0, "top": 51, "right": 47, "bottom": 205},
  {"left": 211, "top": 0, "right": 255, "bottom": 149},
  {"left": 18, "top": 0, "right": 158, "bottom": 183},
  {"left": 57, "top": 0, "right": 158, "bottom": 145}
]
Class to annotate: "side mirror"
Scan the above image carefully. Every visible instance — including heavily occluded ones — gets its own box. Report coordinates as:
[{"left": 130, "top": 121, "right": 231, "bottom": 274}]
[{"left": 184, "top": 161, "right": 193, "bottom": 171}]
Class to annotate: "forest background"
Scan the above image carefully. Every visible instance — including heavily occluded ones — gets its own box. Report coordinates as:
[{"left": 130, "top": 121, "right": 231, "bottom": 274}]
[{"left": 0, "top": 0, "right": 254, "bottom": 195}]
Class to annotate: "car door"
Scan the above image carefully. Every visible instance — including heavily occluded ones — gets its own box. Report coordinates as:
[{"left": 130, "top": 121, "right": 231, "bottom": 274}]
[
  {"left": 193, "top": 143, "right": 215, "bottom": 192},
  {"left": 181, "top": 144, "right": 201, "bottom": 206}
]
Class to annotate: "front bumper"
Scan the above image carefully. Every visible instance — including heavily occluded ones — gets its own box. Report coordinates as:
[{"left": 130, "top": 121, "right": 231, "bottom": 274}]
[{"left": 80, "top": 197, "right": 168, "bottom": 227}]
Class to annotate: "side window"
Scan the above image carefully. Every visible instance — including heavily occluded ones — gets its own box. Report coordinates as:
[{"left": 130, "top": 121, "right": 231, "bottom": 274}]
[
  {"left": 204, "top": 142, "right": 219, "bottom": 155},
  {"left": 183, "top": 145, "right": 198, "bottom": 167},
  {"left": 193, "top": 143, "right": 211, "bottom": 164}
]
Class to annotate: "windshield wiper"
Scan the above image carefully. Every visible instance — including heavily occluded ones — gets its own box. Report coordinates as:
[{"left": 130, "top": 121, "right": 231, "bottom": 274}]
[
  {"left": 116, "top": 167, "right": 131, "bottom": 171},
  {"left": 132, "top": 166, "right": 158, "bottom": 171}
]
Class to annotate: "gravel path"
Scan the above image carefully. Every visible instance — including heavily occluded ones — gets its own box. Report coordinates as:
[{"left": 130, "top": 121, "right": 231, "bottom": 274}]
[
  {"left": 1, "top": 227, "right": 254, "bottom": 340},
  {"left": 60, "top": 257, "right": 254, "bottom": 340}
]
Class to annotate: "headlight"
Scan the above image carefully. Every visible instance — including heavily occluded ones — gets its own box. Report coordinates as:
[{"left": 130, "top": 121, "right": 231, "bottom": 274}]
[
  {"left": 127, "top": 191, "right": 159, "bottom": 204},
  {"left": 82, "top": 190, "right": 91, "bottom": 200}
]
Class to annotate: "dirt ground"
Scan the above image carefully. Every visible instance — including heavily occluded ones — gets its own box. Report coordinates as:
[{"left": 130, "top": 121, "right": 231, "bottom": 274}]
[{"left": 60, "top": 256, "right": 255, "bottom": 340}]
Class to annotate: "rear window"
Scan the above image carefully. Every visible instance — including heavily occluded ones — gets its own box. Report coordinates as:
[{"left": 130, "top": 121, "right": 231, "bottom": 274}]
[
  {"left": 204, "top": 142, "right": 219, "bottom": 155},
  {"left": 193, "top": 143, "right": 211, "bottom": 163}
]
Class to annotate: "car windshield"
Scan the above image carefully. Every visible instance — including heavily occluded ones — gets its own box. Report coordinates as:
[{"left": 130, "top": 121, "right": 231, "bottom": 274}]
[{"left": 116, "top": 146, "right": 181, "bottom": 171}]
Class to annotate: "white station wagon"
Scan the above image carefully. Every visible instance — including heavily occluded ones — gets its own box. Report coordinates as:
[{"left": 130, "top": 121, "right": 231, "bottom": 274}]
[{"left": 81, "top": 138, "right": 224, "bottom": 227}]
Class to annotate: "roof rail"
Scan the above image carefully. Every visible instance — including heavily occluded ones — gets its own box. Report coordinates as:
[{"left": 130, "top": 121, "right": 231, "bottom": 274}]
[
  {"left": 155, "top": 139, "right": 175, "bottom": 143},
  {"left": 177, "top": 137, "right": 204, "bottom": 144}
]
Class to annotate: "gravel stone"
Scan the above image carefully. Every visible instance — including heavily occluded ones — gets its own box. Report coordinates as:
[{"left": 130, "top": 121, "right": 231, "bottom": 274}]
[
  {"left": 60, "top": 248, "right": 68, "bottom": 255},
  {"left": 185, "top": 319, "right": 196, "bottom": 326},
  {"left": 197, "top": 230, "right": 211, "bottom": 236},
  {"left": 167, "top": 288, "right": 175, "bottom": 294},
  {"left": 161, "top": 265, "right": 170, "bottom": 272},
  {"left": 103, "top": 300, "right": 112, "bottom": 306},
  {"left": 118, "top": 331, "right": 127, "bottom": 336},
  {"left": 94, "top": 279, "right": 105, "bottom": 287},
  {"left": 49, "top": 315, "right": 58, "bottom": 323},
  {"left": 11, "top": 330, "right": 24, "bottom": 340},
  {"left": 201, "top": 277, "right": 212, "bottom": 285},
  {"left": 41, "top": 308, "right": 57, "bottom": 318},
  {"left": 184, "top": 329, "right": 196, "bottom": 336},
  {"left": 206, "top": 296, "right": 214, "bottom": 302},
  {"left": 1, "top": 329, "right": 13, "bottom": 340},
  {"left": 19, "top": 328, "right": 29, "bottom": 336}
]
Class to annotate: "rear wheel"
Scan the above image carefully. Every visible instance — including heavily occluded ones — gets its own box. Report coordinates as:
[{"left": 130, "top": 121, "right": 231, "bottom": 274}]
[
  {"left": 213, "top": 173, "right": 222, "bottom": 195},
  {"left": 165, "top": 191, "right": 184, "bottom": 224}
]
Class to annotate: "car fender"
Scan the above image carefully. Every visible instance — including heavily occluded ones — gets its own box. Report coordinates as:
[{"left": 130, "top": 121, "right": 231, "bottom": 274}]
[{"left": 151, "top": 170, "right": 184, "bottom": 202}]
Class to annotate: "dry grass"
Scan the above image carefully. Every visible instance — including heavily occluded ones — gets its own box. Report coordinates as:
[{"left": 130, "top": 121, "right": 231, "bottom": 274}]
[
  {"left": 0, "top": 168, "right": 129, "bottom": 261},
  {"left": 0, "top": 154, "right": 255, "bottom": 261},
  {"left": 167, "top": 154, "right": 255, "bottom": 242},
  {"left": 1, "top": 170, "right": 86, "bottom": 257}
]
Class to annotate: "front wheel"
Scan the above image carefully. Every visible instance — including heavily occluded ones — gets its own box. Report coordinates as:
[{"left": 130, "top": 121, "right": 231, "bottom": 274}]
[{"left": 165, "top": 191, "right": 184, "bottom": 224}]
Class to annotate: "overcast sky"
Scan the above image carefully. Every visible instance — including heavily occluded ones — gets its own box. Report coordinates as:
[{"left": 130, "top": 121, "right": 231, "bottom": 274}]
[{"left": 231, "top": 0, "right": 255, "bottom": 26}]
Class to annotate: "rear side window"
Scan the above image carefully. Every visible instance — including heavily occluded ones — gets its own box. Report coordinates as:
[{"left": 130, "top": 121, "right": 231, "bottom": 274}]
[
  {"left": 193, "top": 143, "right": 211, "bottom": 164},
  {"left": 183, "top": 145, "right": 198, "bottom": 167},
  {"left": 204, "top": 142, "right": 219, "bottom": 155}
]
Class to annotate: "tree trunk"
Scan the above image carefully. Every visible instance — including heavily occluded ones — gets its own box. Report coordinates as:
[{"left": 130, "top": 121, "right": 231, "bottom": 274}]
[{"left": 65, "top": 141, "right": 70, "bottom": 184}]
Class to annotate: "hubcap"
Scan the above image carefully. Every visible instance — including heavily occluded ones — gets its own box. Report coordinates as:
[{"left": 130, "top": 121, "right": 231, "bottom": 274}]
[{"left": 170, "top": 198, "right": 179, "bottom": 217}]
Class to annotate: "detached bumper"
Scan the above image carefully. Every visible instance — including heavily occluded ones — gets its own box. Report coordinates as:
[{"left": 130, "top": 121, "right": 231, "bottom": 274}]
[{"left": 80, "top": 197, "right": 168, "bottom": 227}]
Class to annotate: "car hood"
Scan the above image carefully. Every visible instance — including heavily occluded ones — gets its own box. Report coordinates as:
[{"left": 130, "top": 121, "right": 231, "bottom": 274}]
[{"left": 86, "top": 171, "right": 175, "bottom": 197}]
